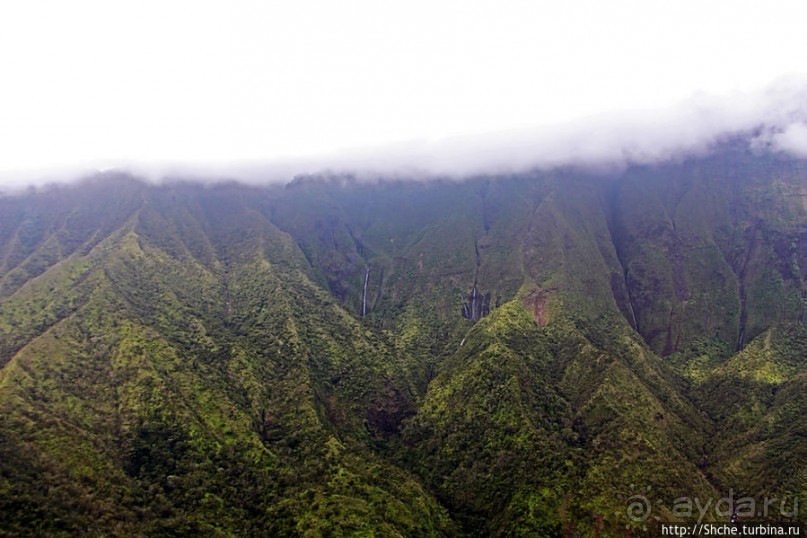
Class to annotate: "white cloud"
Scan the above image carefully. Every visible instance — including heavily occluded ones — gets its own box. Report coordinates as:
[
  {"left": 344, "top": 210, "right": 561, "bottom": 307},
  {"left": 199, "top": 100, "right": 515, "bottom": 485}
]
[
  {"left": 232, "top": 77, "right": 807, "bottom": 181},
  {"left": 2, "top": 1, "right": 807, "bottom": 185},
  {"left": 768, "top": 123, "right": 807, "bottom": 157}
]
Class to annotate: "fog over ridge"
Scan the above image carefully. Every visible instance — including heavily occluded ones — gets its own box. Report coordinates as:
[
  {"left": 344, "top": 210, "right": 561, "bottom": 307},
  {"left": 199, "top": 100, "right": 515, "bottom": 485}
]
[
  {"left": 300, "top": 77, "right": 807, "bottom": 181},
  {"left": 116, "top": 77, "right": 807, "bottom": 184},
  {"left": 3, "top": 77, "right": 807, "bottom": 191}
]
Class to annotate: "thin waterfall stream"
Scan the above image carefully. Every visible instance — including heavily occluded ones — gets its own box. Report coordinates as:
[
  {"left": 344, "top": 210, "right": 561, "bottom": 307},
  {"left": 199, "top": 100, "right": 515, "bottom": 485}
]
[{"left": 361, "top": 266, "right": 370, "bottom": 317}]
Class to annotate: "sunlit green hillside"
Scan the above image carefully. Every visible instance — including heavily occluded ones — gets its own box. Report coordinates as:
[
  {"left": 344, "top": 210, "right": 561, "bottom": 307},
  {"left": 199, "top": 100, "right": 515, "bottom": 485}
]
[{"left": 1, "top": 145, "right": 805, "bottom": 536}]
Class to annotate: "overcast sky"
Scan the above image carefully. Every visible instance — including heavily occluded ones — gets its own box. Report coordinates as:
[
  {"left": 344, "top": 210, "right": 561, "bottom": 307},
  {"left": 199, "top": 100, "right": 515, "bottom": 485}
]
[{"left": 2, "top": 0, "right": 807, "bottom": 184}]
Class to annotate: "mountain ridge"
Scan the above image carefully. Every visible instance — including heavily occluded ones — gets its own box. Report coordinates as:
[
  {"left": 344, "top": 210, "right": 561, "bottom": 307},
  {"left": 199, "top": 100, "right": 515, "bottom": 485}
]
[{"left": 0, "top": 144, "right": 805, "bottom": 536}]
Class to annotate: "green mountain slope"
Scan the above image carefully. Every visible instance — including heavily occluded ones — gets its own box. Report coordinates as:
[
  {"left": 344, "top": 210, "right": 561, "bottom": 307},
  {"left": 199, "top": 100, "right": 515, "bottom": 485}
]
[
  {"left": 1, "top": 144, "right": 805, "bottom": 536},
  {"left": 692, "top": 325, "right": 807, "bottom": 509},
  {"left": 0, "top": 185, "right": 452, "bottom": 536}
]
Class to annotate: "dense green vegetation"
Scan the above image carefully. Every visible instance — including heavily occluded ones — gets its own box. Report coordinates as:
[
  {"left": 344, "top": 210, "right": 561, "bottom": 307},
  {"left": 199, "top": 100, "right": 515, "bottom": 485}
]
[{"left": 0, "top": 145, "right": 805, "bottom": 536}]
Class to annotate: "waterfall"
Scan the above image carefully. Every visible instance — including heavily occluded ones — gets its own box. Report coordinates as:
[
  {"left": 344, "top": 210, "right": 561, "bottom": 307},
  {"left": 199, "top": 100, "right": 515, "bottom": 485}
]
[
  {"left": 624, "top": 268, "right": 639, "bottom": 331},
  {"left": 470, "top": 285, "right": 477, "bottom": 321},
  {"left": 361, "top": 266, "right": 370, "bottom": 317}
]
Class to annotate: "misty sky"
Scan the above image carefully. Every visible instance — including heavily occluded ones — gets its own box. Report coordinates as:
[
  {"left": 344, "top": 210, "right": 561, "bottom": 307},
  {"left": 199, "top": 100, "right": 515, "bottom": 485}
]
[{"left": 2, "top": 0, "right": 807, "bottom": 184}]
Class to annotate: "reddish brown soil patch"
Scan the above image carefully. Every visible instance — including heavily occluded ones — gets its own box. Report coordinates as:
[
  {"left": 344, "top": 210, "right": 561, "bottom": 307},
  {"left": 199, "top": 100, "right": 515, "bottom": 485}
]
[{"left": 524, "top": 287, "right": 552, "bottom": 327}]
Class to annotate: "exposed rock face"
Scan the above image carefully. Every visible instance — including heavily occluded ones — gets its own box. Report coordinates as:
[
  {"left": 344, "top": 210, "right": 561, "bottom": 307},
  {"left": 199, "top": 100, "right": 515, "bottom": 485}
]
[{"left": 524, "top": 287, "right": 552, "bottom": 327}]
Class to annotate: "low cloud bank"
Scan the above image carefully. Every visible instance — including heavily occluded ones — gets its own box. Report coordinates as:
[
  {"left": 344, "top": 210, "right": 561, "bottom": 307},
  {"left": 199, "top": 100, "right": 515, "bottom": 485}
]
[
  {"left": 304, "top": 76, "right": 807, "bottom": 181},
  {"left": 198, "top": 76, "right": 807, "bottom": 183},
  {"left": 3, "top": 77, "right": 807, "bottom": 191}
]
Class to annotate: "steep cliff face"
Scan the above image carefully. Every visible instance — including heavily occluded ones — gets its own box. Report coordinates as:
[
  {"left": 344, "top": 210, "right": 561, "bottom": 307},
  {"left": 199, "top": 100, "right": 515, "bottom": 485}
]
[
  {"left": 609, "top": 151, "right": 806, "bottom": 356},
  {"left": 269, "top": 149, "right": 806, "bottom": 363},
  {"left": 0, "top": 145, "right": 805, "bottom": 536}
]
